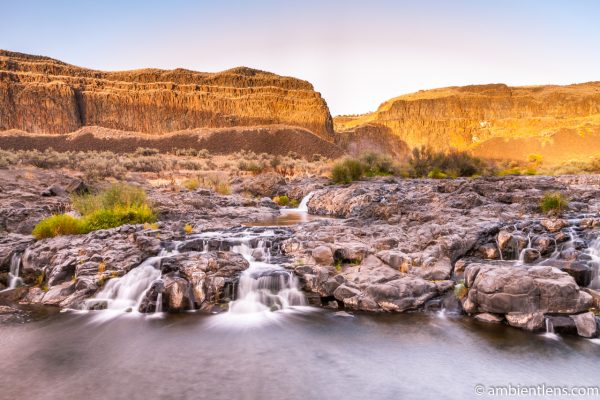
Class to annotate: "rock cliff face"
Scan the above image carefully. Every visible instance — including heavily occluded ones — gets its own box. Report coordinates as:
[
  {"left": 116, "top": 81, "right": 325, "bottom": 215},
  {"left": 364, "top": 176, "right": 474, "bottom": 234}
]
[
  {"left": 0, "top": 50, "right": 334, "bottom": 140},
  {"left": 334, "top": 83, "right": 600, "bottom": 163}
]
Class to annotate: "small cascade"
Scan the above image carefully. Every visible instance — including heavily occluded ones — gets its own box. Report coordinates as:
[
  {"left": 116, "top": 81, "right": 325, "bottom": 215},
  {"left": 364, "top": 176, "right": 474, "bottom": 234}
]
[
  {"left": 543, "top": 317, "right": 560, "bottom": 340},
  {"left": 273, "top": 191, "right": 315, "bottom": 225},
  {"left": 516, "top": 233, "right": 532, "bottom": 265},
  {"left": 88, "top": 249, "right": 177, "bottom": 313},
  {"left": 297, "top": 191, "right": 314, "bottom": 212},
  {"left": 495, "top": 237, "right": 504, "bottom": 261},
  {"left": 226, "top": 234, "right": 307, "bottom": 316},
  {"left": 5, "top": 253, "right": 23, "bottom": 290},
  {"left": 587, "top": 237, "right": 600, "bottom": 289},
  {"left": 155, "top": 292, "right": 163, "bottom": 313}
]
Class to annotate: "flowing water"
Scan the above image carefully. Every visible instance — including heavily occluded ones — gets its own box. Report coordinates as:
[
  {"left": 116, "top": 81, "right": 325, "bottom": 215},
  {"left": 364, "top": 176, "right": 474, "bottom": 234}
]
[
  {"left": 0, "top": 312, "right": 598, "bottom": 400},
  {"left": 2, "top": 253, "right": 23, "bottom": 291},
  {"left": 2, "top": 194, "right": 600, "bottom": 399}
]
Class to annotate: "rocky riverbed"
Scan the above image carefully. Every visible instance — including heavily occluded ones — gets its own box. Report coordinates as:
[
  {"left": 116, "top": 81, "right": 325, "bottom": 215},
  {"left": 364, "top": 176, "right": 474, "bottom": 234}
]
[{"left": 0, "top": 167, "right": 599, "bottom": 338}]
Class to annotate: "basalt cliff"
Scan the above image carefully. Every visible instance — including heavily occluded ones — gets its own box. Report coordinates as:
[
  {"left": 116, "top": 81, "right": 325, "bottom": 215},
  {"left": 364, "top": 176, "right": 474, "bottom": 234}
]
[
  {"left": 0, "top": 50, "right": 337, "bottom": 156},
  {"left": 335, "top": 83, "right": 600, "bottom": 163}
]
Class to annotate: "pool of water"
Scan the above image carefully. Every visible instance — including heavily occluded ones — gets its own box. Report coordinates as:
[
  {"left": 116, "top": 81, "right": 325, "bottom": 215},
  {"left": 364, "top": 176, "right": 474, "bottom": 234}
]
[{"left": 0, "top": 310, "right": 598, "bottom": 400}]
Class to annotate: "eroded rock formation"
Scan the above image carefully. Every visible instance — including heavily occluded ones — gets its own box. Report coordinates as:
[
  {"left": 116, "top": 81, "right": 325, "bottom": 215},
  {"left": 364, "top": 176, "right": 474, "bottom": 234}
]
[
  {"left": 0, "top": 49, "right": 334, "bottom": 142},
  {"left": 334, "top": 83, "right": 600, "bottom": 163}
]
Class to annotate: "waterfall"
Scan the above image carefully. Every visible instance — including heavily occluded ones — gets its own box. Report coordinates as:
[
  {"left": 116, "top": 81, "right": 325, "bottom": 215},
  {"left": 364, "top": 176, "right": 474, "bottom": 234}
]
[
  {"left": 587, "top": 237, "right": 600, "bottom": 289},
  {"left": 226, "top": 234, "right": 306, "bottom": 316},
  {"left": 88, "top": 249, "right": 176, "bottom": 313},
  {"left": 297, "top": 191, "right": 314, "bottom": 212},
  {"left": 516, "top": 234, "right": 532, "bottom": 265},
  {"left": 2, "top": 253, "right": 23, "bottom": 291},
  {"left": 543, "top": 317, "right": 559, "bottom": 340}
]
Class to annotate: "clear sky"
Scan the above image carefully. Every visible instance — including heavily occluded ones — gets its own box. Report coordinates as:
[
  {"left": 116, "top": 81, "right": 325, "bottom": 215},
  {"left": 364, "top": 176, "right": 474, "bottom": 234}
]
[{"left": 2, "top": 0, "right": 599, "bottom": 115}]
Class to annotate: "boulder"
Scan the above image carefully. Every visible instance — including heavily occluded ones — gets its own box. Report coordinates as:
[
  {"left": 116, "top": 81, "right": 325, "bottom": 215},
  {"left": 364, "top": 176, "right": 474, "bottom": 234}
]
[
  {"left": 559, "top": 261, "right": 592, "bottom": 287},
  {"left": 464, "top": 263, "right": 592, "bottom": 315},
  {"left": 312, "top": 245, "right": 334, "bottom": 266},
  {"left": 505, "top": 312, "right": 545, "bottom": 331},
  {"left": 474, "top": 313, "right": 504, "bottom": 324},
  {"left": 41, "top": 184, "right": 66, "bottom": 197},
  {"left": 540, "top": 219, "right": 568, "bottom": 233},
  {"left": 546, "top": 316, "right": 578, "bottom": 335},
  {"left": 570, "top": 312, "right": 598, "bottom": 338},
  {"left": 416, "top": 258, "right": 453, "bottom": 280},
  {"left": 238, "top": 172, "right": 285, "bottom": 197}
]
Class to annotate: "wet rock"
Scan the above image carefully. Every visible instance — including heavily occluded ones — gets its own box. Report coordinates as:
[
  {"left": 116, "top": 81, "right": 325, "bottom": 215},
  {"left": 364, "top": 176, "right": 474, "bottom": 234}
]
[
  {"left": 139, "top": 251, "right": 249, "bottom": 312},
  {"left": 546, "top": 316, "right": 578, "bottom": 335},
  {"left": 570, "top": 312, "right": 598, "bottom": 338},
  {"left": 20, "top": 227, "right": 161, "bottom": 308},
  {"left": 505, "top": 312, "right": 544, "bottom": 331},
  {"left": 312, "top": 245, "right": 333, "bottom": 266},
  {"left": 474, "top": 313, "right": 504, "bottom": 324},
  {"left": 559, "top": 261, "right": 592, "bottom": 287},
  {"left": 0, "top": 234, "right": 35, "bottom": 272},
  {"left": 479, "top": 243, "right": 500, "bottom": 260},
  {"left": 497, "top": 230, "right": 512, "bottom": 251},
  {"left": 520, "top": 248, "right": 541, "bottom": 264},
  {"left": 541, "top": 219, "right": 568, "bottom": 233},
  {"left": 464, "top": 263, "right": 592, "bottom": 314}
]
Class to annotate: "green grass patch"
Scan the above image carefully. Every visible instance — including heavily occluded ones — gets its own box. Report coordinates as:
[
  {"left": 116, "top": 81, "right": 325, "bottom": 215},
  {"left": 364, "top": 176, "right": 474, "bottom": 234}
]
[
  {"left": 540, "top": 192, "right": 568, "bottom": 214},
  {"left": 32, "top": 183, "right": 156, "bottom": 239}
]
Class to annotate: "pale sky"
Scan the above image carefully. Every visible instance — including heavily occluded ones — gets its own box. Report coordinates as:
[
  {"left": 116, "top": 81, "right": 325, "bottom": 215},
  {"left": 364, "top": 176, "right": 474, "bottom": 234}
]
[{"left": 2, "top": 0, "right": 599, "bottom": 115}]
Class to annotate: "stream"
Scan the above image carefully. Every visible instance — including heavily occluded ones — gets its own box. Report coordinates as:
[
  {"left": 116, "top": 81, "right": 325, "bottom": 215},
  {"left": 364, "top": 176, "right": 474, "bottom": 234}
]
[{"left": 1, "top": 194, "right": 600, "bottom": 399}]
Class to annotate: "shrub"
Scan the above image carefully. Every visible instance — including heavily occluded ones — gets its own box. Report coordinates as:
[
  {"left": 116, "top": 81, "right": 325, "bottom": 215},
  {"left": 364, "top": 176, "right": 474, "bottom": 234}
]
[
  {"left": 73, "top": 183, "right": 148, "bottom": 216},
  {"left": 408, "top": 147, "right": 485, "bottom": 178},
  {"left": 198, "top": 172, "right": 231, "bottom": 195},
  {"left": 273, "top": 195, "right": 290, "bottom": 206},
  {"left": 427, "top": 167, "right": 448, "bottom": 179},
  {"left": 540, "top": 192, "right": 568, "bottom": 214},
  {"left": 32, "top": 214, "right": 85, "bottom": 239},
  {"left": 82, "top": 204, "right": 156, "bottom": 231},
  {"left": 33, "top": 184, "right": 156, "bottom": 239},
  {"left": 360, "top": 152, "right": 397, "bottom": 176},
  {"left": 134, "top": 147, "right": 160, "bottom": 156},
  {"left": 183, "top": 178, "right": 200, "bottom": 190},
  {"left": 331, "top": 157, "right": 365, "bottom": 184}
]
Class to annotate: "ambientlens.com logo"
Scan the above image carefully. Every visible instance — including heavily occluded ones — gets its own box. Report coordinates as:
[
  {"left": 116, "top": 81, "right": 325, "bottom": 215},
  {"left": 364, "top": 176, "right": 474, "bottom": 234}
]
[{"left": 474, "top": 384, "right": 600, "bottom": 397}]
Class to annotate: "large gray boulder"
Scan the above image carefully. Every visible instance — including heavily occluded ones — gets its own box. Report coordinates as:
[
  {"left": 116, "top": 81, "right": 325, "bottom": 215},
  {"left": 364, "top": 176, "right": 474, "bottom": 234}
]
[{"left": 464, "top": 263, "right": 592, "bottom": 315}]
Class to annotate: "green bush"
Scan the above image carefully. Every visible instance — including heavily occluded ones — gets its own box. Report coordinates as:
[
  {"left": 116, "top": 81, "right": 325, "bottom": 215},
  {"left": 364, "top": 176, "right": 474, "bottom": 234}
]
[
  {"left": 408, "top": 147, "right": 485, "bottom": 178},
  {"left": 331, "top": 158, "right": 366, "bottom": 184},
  {"left": 33, "top": 184, "right": 156, "bottom": 239},
  {"left": 72, "top": 183, "right": 147, "bottom": 216},
  {"left": 83, "top": 204, "right": 156, "bottom": 231},
  {"left": 32, "top": 214, "right": 86, "bottom": 239},
  {"left": 540, "top": 192, "right": 568, "bottom": 214},
  {"left": 427, "top": 167, "right": 448, "bottom": 179}
]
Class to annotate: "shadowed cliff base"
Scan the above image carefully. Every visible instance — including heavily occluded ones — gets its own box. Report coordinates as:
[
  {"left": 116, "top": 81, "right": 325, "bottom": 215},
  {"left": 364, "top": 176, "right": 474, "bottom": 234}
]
[{"left": 0, "top": 125, "right": 343, "bottom": 158}]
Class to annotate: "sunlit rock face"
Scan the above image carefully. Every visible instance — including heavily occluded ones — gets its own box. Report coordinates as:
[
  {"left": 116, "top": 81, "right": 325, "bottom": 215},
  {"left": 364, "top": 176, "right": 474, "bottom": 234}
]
[
  {"left": 334, "top": 83, "right": 600, "bottom": 163},
  {"left": 0, "top": 50, "right": 334, "bottom": 140}
]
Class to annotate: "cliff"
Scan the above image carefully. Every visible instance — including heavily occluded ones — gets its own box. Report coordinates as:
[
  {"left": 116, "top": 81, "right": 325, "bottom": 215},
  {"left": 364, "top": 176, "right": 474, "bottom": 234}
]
[
  {"left": 334, "top": 83, "right": 600, "bottom": 163},
  {"left": 0, "top": 50, "right": 334, "bottom": 140}
]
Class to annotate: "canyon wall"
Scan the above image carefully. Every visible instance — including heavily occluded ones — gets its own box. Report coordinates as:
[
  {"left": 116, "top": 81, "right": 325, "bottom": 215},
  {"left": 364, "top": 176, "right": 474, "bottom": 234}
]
[
  {"left": 334, "top": 83, "right": 600, "bottom": 163},
  {"left": 0, "top": 50, "right": 334, "bottom": 141}
]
